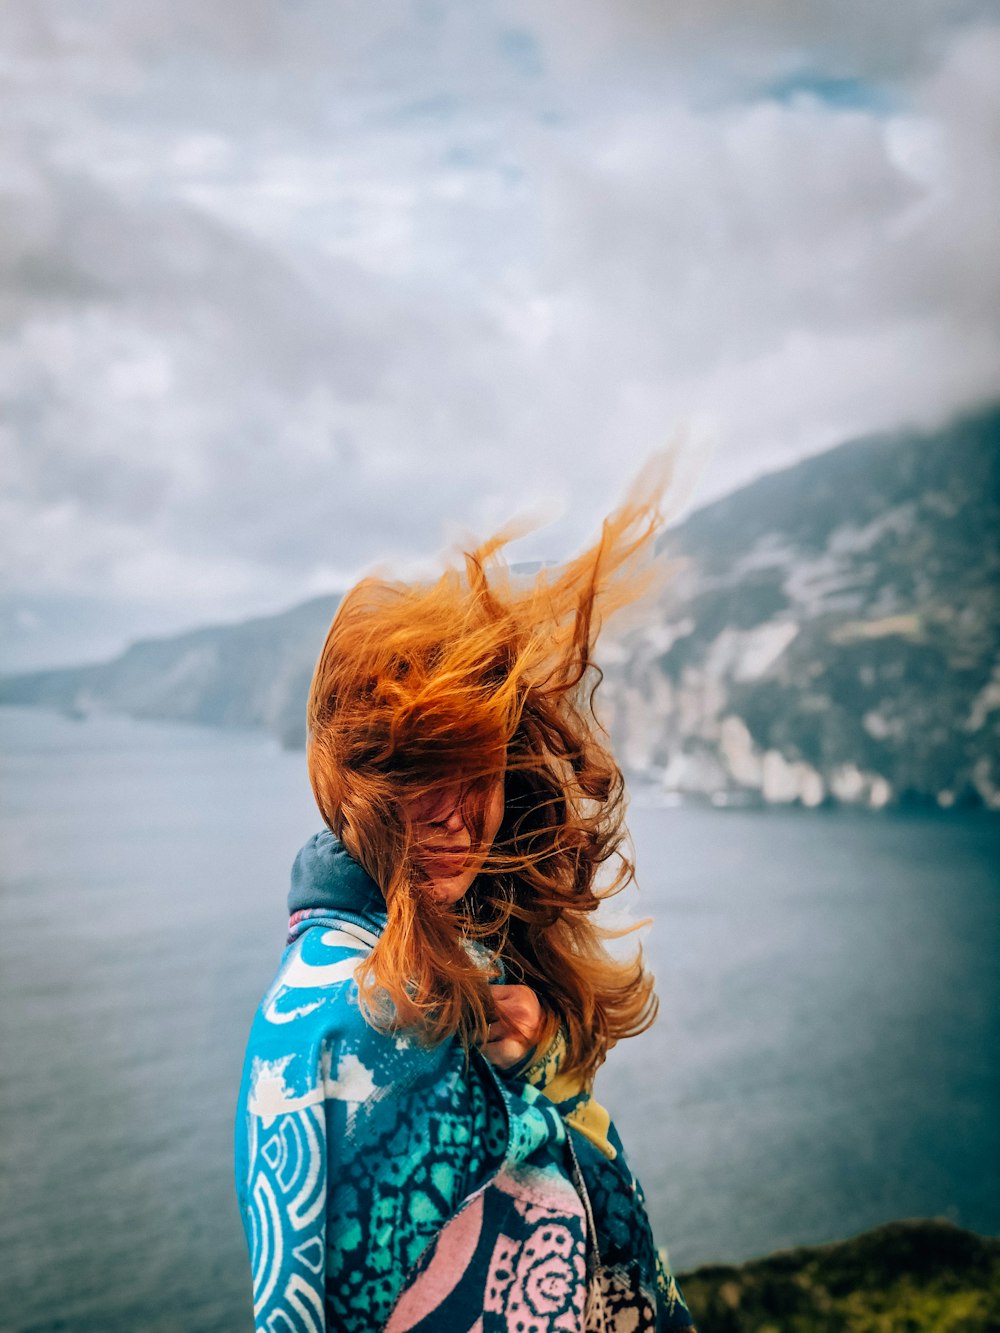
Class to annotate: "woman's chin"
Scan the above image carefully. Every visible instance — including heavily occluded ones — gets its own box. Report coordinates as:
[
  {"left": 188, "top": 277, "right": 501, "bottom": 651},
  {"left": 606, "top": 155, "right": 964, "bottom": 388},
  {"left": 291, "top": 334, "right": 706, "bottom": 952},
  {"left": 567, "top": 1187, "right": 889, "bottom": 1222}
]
[{"left": 426, "top": 872, "right": 475, "bottom": 905}]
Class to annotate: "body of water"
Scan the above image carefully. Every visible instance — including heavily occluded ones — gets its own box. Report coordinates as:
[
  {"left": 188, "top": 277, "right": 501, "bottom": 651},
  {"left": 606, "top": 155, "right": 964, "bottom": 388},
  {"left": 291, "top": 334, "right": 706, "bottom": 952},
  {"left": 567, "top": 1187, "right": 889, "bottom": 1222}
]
[{"left": 1, "top": 706, "right": 998, "bottom": 1330}]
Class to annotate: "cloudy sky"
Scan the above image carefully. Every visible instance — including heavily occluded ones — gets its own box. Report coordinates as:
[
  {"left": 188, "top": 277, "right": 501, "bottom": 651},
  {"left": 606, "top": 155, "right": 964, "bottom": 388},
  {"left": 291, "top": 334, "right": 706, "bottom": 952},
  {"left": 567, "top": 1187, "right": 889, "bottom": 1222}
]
[{"left": 3, "top": 0, "right": 999, "bottom": 670}]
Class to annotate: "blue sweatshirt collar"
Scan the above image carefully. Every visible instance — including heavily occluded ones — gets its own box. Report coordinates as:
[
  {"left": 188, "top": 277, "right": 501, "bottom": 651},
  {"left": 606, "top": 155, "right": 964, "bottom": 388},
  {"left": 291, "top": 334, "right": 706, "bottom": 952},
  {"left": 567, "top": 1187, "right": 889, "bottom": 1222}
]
[{"left": 288, "top": 830, "right": 387, "bottom": 927}]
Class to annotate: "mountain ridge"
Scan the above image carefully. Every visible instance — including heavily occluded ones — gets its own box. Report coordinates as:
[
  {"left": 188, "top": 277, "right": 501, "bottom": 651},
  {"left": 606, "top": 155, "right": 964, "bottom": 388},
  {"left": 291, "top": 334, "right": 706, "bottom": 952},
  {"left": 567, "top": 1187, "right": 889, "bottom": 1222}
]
[{"left": 4, "top": 403, "right": 998, "bottom": 808}]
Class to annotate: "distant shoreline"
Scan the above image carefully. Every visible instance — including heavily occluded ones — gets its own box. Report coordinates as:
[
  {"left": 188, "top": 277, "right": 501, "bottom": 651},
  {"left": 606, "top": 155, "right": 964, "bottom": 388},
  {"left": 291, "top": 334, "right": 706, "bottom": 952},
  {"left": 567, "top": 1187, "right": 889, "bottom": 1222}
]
[{"left": 2, "top": 703, "right": 999, "bottom": 819}]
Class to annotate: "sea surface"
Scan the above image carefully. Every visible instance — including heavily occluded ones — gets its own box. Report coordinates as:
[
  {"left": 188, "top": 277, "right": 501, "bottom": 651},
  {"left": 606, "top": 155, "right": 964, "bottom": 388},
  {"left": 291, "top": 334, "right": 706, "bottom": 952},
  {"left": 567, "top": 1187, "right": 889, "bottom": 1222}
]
[{"left": 1, "top": 706, "right": 998, "bottom": 1331}]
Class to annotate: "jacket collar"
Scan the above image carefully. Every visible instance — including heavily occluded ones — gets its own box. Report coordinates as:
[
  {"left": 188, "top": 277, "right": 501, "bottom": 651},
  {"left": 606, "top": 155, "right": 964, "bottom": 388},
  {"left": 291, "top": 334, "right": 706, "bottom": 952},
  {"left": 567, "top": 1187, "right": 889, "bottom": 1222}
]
[{"left": 288, "top": 829, "right": 387, "bottom": 930}]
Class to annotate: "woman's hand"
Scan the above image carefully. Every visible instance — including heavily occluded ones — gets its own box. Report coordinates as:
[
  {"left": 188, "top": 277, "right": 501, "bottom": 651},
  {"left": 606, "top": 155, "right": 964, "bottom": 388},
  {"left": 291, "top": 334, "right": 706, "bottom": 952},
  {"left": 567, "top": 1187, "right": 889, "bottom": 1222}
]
[{"left": 482, "top": 984, "right": 547, "bottom": 1069}]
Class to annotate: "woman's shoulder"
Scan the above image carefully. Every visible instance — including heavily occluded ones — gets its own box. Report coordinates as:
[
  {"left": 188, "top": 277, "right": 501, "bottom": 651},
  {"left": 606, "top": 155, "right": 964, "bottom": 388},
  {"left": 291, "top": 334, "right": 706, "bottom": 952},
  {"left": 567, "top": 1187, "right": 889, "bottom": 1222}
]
[
  {"left": 262, "top": 919, "right": 377, "bottom": 1024},
  {"left": 242, "top": 919, "right": 471, "bottom": 1115}
]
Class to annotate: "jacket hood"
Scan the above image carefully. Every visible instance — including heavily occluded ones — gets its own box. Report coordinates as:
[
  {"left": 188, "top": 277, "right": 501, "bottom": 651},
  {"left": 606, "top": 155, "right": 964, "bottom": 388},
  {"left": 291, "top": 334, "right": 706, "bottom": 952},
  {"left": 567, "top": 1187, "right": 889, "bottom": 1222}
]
[{"left": 288, "top": 829, "right": 387, "bottom": 928}]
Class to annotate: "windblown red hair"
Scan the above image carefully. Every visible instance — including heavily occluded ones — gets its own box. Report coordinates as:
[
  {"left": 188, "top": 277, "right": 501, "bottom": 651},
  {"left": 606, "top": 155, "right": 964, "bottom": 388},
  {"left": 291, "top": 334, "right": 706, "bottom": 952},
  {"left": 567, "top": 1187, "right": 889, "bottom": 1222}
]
[{"left": 306, "top": 465, "right": 672, "bottom": 1084}]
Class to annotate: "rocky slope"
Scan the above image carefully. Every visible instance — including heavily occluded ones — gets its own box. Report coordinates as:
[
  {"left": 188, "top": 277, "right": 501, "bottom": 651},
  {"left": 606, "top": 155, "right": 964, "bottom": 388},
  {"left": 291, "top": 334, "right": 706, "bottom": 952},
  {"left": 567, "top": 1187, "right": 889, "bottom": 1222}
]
[
  {"left": 2, "top": 404, "right": 998, "bottom": 808},
  {"left": 603, "top": 402, "right": 1000, "bottom": 809}
]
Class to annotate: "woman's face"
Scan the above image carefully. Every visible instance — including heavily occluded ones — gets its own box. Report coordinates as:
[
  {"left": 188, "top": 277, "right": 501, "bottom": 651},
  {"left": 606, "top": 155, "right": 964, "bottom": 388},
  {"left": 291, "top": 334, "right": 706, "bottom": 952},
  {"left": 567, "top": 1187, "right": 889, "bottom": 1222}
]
[{"left": 403, "top": 775, "right": 505, "bottom": 905}]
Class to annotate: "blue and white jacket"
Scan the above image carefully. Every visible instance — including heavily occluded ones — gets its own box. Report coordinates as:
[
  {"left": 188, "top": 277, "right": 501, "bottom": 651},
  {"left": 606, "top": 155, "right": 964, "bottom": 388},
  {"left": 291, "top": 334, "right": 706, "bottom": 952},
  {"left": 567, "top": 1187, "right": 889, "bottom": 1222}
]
[{"left": 235, "top": 830, "right": 694, "bottom": 1332}]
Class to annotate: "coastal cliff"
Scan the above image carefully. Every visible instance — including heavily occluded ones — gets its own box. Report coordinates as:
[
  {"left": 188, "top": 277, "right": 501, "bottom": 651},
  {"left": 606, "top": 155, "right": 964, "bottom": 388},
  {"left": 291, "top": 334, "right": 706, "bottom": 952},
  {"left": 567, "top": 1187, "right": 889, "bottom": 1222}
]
[
  {"left": 3, "top": 404, "right": 998, "bottom": 808},
  {"left": 603, "top": 402, "right": 1000, "bottom": 810}
]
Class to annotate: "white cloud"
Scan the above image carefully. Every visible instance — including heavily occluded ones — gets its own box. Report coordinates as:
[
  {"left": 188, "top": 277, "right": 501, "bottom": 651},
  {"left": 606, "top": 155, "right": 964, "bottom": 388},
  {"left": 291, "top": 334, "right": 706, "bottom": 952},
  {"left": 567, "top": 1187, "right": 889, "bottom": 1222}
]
[
  {"left": 508, "top": 20, "right": 1000, "bottom": 490},
  {"left": 1, "top": 3, "right": 998, "bottom": 669},
  {"left": 514, "top": 0, "right": 1000, "bottom": 86}
]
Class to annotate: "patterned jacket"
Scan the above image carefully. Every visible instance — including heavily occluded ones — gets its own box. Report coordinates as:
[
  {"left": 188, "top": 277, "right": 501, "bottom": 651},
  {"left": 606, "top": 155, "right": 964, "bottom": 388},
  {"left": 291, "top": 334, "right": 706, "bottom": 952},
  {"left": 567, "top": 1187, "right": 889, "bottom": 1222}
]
[{"left": 235, "top": 830, "right": 694, "bottom": 1332}]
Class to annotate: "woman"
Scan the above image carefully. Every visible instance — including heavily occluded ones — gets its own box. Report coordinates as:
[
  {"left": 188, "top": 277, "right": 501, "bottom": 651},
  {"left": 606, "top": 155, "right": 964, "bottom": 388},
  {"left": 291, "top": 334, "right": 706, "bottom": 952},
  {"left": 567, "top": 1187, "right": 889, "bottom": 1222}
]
[{"left": 235, "top": 480, "right": 695, "bottom": 1331}]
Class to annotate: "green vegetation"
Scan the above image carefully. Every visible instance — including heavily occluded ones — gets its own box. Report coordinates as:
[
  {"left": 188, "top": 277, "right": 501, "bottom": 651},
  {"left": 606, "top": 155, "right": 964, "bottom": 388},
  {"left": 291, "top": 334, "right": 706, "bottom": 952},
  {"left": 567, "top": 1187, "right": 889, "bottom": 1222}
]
[{"left": 677, "top": 1219, "right": 1000, "bottom": 1332}]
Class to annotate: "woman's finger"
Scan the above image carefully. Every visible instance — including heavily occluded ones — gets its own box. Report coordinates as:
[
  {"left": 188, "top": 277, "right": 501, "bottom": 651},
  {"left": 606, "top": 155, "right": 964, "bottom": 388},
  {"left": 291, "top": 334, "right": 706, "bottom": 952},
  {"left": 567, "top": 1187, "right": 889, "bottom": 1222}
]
[
  {"left": 482, "top": 1037, "right": 529, "bottom": 1069},
  {"left": 489, "top": 990, "right": 543, "bottom": 1046}
]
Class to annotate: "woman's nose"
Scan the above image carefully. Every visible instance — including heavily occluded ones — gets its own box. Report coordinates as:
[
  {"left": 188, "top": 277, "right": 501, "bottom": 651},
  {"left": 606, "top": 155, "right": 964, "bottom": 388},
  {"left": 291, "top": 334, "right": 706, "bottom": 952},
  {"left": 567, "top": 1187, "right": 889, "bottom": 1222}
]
[{"left": 441, "top": 803, "right": 467, "bottom": 833}]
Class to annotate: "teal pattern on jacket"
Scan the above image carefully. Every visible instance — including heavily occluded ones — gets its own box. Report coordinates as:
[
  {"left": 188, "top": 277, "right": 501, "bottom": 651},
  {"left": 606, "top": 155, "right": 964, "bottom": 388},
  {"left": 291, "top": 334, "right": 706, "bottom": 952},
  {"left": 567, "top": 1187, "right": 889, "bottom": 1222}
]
[{"left": 234, "top": 831, "right": 694, "bottom": 1332}]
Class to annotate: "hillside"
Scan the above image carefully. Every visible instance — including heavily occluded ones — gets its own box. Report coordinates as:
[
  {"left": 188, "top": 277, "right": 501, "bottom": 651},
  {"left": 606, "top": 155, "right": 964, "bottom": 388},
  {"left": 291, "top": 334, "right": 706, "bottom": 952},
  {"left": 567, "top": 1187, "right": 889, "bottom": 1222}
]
[
  {"left": 0, "top": 594, "right": 339, "bottom": 750},
  {"left": 604, "top": 403, "right": 1000, "bottom": 808},
  {"left": 676, "top": 1218, "right": 1000, "bottom": 1332},
  {"left": 2, "top": 404, "right": 998, "bottom": 808}
]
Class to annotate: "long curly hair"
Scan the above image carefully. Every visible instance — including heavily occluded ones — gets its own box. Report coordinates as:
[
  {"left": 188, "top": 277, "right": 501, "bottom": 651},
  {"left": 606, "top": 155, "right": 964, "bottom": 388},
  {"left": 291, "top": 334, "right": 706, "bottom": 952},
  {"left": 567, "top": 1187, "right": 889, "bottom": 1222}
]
[{"left": 306, "top": 465, "right": 672, "bottom": 1084}]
